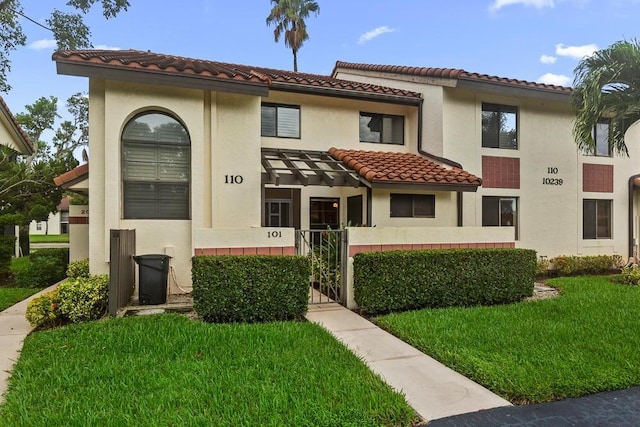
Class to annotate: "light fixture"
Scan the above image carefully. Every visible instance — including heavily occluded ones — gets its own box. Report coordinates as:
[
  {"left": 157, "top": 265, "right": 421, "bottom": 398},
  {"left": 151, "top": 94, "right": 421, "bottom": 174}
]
[{"left": 332, "top": 202, "right": 339, "bottom": 208}]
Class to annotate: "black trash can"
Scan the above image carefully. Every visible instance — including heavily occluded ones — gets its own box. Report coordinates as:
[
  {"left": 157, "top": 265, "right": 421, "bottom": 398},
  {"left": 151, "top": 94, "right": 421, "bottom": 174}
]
[{"left": 133, "top": 254, "right": 171, "bottom": 305}]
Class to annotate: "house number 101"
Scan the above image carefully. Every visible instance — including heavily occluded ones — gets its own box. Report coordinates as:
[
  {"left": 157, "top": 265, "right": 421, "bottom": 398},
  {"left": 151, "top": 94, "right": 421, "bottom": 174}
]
[{"left": 224, "top": 175, "right": 244, "bottom": 184}]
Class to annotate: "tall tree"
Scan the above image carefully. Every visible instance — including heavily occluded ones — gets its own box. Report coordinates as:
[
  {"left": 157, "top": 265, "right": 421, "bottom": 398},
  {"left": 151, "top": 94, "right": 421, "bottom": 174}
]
[
  {"left": 0, "top": 0, "right": 129, "bottom": 92},
  {"left": 266, "top": 0, "right": 320, "bottom": 72},
  {"left": 571, "top": 39, "right": 640, "bottom": 156}
]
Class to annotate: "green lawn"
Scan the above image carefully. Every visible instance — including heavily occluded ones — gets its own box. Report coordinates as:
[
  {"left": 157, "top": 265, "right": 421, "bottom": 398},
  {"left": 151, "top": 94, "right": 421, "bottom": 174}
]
[
  {"left": 0, "top": 257, "right": 44, "bottom": 310},
  {"left": 0, "top": 287, "right": 40, "bottom": 311},
  {"left": 29, "top": 234, "right": 69, "bottom": 243},
  {"left": 0, "top": 314, "right": 416, "bottom": 427},
  {"left": 377, "top": 276, "right": 640, "bottom": 404}
]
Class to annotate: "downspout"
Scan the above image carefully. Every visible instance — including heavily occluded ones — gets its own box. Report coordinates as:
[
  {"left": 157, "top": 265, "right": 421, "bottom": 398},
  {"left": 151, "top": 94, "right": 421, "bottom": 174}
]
[
  {"left": 416, "top": 100, "right": 466, "bottom": 226},
  {"left": 628, "top": 174, "right": 640, "bottom": 262}
]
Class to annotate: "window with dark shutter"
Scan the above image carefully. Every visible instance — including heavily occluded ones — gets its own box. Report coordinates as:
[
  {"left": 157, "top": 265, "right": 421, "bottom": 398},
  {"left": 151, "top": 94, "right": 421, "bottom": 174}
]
[
  {"left": 261, "top": 103, "right": 300, "bottom": 138},
  {"left": 122, "top": 112, "right": 190, "bottom": 220}
]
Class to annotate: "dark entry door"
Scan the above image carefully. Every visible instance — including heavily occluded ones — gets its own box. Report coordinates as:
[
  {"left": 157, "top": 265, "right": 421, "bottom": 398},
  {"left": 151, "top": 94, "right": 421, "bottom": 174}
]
[
  {"left": 347, "top": 195, "right": 363, "bottom": 226},
  {"left": 310, "top": 198, "right": 340, "bottom": 230}
]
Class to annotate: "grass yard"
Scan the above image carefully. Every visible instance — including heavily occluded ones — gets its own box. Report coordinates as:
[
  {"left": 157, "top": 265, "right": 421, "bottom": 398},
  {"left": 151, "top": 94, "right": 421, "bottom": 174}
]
[
  {"left": 0, "top": 287, "right": 40, "bottom": 311},
  {"left": 29, "top": 234, "right": 69, "bottom": 243},
  {"left": 376, "top": 275, "right": 640, "bottom": 404},
  {"left": 0, "top": 257, "right": 44, "bottom": 310},
  {"left": 0, "top": 314, "right": 416, "bottom": 427}
]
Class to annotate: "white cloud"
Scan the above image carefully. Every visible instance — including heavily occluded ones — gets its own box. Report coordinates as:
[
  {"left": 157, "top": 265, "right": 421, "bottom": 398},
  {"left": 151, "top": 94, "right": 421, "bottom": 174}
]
[
  {"left": 358, "top": 26, "right": 396, "bottom": 44},
  {"left": 94, "top": 44, "right": 122, "bottom": 50},
  {"left": 555, "top": 43, "right": 598, "bottom": 59},
  {"left": 540, "top": 54, "right": 557, "bottom": 64},
  {"left": 28, "top": 39, "right": 57, "bottom": 50},
  {"left": 489, "top": 0, "right": 555, "bottom": 12},
  {"left": 538, "top": 73, "right": 572, "bottom": 86}
]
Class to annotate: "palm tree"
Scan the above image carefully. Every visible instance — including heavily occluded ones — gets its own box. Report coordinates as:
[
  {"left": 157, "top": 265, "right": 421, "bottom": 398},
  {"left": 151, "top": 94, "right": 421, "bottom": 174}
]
[
  {"left": 266, "top": 0, "right": 320, "bottom": 72},
  {"left": 571, "top": 39, "right": 640, "bottom": 156}
]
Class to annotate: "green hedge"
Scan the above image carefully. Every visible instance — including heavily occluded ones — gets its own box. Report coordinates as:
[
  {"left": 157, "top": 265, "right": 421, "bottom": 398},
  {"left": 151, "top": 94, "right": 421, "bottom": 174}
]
[
  {"left": 0, "top": 235, "right": 15, "bottom": 281},
  {"left": 550, "top": 255, "right": 623, "bottom": 276},
  {"left": 354, "top": 248, "right": 536, "bottom": 314},
  {"left": 192, "top": 255, "right": 310, "bottom": 323},
  {"left": 14, "top": 248, "right": 69, "bottom": 288}
]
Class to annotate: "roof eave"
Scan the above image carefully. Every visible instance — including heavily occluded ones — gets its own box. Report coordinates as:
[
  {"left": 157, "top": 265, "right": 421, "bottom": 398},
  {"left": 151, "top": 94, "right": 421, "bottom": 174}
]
[
  {"left": 55, "top": 61, "right": 270, "bottom": 97},
  {"left": 270, "top": 82, "right": 422, "bottom": 106},
  {"left": 0, "top": 103, "right": 34, "bottom": 155},
  {"left": 369, "top": 180, "right": 480, "bottom": 192},
  {"left": 457, "top": 78, "right": 571, "bottom": 102}
]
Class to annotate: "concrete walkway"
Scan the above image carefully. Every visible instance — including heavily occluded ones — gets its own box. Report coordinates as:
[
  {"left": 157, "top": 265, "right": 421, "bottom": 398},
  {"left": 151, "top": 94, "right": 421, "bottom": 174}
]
[
  {"left": 305, "top": 302, "right": 511, "bottom": 422},
  {"left": 0, "top": 283, "right": 58, "bottom": 404}
]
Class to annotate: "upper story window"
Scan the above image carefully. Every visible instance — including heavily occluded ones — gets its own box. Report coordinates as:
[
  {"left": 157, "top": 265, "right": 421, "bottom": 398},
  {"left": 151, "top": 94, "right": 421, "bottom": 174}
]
[
  {"left": 482, "top": 103, "right": 518, "bottom": 150},
  {"left": 390, "top": 194, "right": 435, "bottom": 218},
  {"left": 122, "top": 112, "right": 191, "bottom": 220},
  {"left": 261, "top": 103, "right": 300, "bottom": 138},
  {"left": 583, "top": 120, "right": 611, "bottom": 157},
  {"left": 360, "top": 112, "right": 404, "bottom": 145}
]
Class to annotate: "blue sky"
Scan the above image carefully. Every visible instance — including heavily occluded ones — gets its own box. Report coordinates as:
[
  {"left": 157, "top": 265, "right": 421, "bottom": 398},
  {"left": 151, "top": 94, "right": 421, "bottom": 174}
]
[{"left": 3, "top": 0, "right": 640, "bottom": 119}]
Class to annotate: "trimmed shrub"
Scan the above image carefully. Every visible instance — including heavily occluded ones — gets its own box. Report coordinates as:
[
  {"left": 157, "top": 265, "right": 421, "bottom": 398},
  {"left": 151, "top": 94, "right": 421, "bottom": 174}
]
[
  {"left": 14, "top": 248, "right": 69, "bottom": 288},
  {"left": 619, "top": 266, "right": 640, "bottom": 286},
  {"left": 25, "top": 291, "right": 61, "bottom": 328},
  {"left": 354, "top": 248, "right": 536, "bottom": 315},
  {"left": 25, "top": 274, "right": 109, "bottom": 328},
  {"left": 551, "top": 255, "right": 620, "bottom": 276},
  {"left": 67, "top": 258, "right": 90, "bottom": 279},
  {"left": 57, "top": 275, "right": 109, "bottom": 323},
  {"left": 192, "top": 255, "right": 310, "bottom": 323},
  {"left": 536, "top": 257, "right": 550, "bottom": 278}
]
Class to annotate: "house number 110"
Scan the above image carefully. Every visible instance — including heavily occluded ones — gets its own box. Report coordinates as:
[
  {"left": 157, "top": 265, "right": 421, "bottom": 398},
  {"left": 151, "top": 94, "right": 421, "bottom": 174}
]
[{"left": 224, "top": 175, "right": 244, "bottom": 184}]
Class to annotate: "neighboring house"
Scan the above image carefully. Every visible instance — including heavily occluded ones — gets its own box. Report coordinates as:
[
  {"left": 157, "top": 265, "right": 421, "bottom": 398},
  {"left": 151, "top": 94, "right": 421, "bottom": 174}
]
[
  {"left": 53, "top": 49, "right": 515, "bottom": 296},
  {"left": 0, "top": 96, "right": 35, "bottom": 257},
  {"left": 333, "top": 62, "right": 640, "bottom": 260},
  {"left": 29, "top": 196, "right": 71, "bottom": 235}
]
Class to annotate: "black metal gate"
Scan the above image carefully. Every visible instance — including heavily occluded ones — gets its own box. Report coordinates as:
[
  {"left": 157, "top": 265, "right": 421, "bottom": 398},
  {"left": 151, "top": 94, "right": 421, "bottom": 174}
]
[{"left": 296, "top": 229, "right": 347, "bottom": 305}]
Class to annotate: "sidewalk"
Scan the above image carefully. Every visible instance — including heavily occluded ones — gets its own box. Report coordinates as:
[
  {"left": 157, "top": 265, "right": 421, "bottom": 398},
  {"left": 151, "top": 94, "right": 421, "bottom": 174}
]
[
  {"left": 0, "top": 283, "right": 58, "bottom": 403},
  {"left": 305, "top": 302, "right": 511, "bottom": 422}
]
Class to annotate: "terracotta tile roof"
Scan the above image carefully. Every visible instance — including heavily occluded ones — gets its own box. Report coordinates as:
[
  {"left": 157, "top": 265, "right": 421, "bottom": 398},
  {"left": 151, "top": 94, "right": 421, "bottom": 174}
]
[
  {"left": 328, "top": 148, "right": 481, "bottom": 187},
  {"left": 0, "top": 95, "right": 34, "bottom": 154},
  {"left": 333, "top": 61, "right": 572, "bottom": 94},
  {"left": 56, "top": 196, "right": 70, "bottom": 211},
  {"left": 53, "top": 49, "right": 422, "bottom": 101},
  {"left": 54, "top": 163, "right": 88, "bottom": 187}
]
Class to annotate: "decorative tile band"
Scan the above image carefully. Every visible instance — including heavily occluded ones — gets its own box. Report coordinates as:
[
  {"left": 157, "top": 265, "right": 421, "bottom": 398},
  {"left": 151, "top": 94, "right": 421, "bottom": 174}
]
[
  {"left": 583, "top": 163, "right": 613, "bottom": 193},
  {"left": 69, "top": 217, "right": 89, "bottom": 224},
  {"left": 482, "top": 156, "right": 520, "bottom": 189},
  {"left": 194, "top": 246, "right": 296, "bottom": 256}
]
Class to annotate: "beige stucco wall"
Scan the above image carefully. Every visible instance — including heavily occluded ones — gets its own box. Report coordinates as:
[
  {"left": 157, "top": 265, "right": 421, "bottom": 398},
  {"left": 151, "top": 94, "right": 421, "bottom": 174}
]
[
  {"left": 261, "top": 91, "right": 419, "bottom": 153},
  {"left": 336, "top": 68, "right": 640, "bottom": 259},
  {"left": 69, "top": 205, "right": 89, "bottom": 262},
  {"left": 370, "top": 189, "right": 457, "bottom": 227}
]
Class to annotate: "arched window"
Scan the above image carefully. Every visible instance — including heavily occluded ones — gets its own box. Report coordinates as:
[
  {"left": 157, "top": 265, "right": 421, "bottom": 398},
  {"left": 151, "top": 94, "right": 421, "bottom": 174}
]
[{"left": 122, "top": 112, "right": 190, "bottom": 219}]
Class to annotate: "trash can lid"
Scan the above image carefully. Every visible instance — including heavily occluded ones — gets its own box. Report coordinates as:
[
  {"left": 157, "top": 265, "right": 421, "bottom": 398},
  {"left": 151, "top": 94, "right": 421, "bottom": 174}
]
[{"left": 133, "top": 254, "right": 172, "bottom": 263}]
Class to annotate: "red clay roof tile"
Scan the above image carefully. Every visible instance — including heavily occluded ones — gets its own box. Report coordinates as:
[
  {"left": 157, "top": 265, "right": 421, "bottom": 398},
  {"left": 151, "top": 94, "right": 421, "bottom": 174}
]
[
  {"left": 54, "top": 163, "right": 89, "bottom": 187},
  {"left": 328, "top": 148, "right": 482, "bottom": 187},
  {"left": 53, "top": 49, "right": 423, "bottom": 101},
  {"left": 333, "top": 61, "right": 572, "bottom": 94}
]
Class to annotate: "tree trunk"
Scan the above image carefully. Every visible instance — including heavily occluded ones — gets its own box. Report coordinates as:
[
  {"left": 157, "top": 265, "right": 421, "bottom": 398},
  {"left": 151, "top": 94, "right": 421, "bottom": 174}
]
[{"left": 293, "top": 49, "right": 298, "bottom": 72}]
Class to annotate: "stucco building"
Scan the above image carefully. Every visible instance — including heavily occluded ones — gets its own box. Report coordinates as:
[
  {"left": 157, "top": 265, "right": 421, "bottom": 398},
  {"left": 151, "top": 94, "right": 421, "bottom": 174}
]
[{"left": 51, "top": 49, "right": 638, "bottom": 300}]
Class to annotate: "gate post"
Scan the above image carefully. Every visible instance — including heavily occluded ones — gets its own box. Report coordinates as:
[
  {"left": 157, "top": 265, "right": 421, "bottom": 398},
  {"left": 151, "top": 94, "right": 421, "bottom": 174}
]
[{"left": 340, "top": 228, "right": 348, "bottom": 306}]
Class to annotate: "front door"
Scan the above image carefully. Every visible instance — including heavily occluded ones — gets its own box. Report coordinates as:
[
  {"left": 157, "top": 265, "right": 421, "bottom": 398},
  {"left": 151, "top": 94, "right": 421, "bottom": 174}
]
[{"left": 310, "top": 198, "right": 340, "bottom": 230}]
